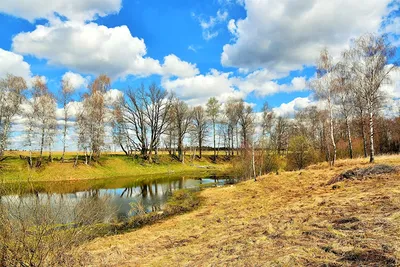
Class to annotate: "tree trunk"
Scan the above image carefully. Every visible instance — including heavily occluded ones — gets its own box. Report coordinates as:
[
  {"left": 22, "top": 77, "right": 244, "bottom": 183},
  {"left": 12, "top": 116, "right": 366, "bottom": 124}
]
[
  {"left": 369, "top": 111, "right": 375, "bottom": 163},
  {"left": 361, "top": 119, "right": 368, "bottom": 158},
  {"left": 252, "top": 141, "right": 256, "bottom": 181},
  {"left": 120, "top": 142, "right": 128, "bottom": 156},
  {"left": 199, "top": 138, "right": 202, "bottom": 158},
  {"left": 345, "top": 116, "right": 353, "bottom": 159},
  {"left": 213, "top": 120, "right": 216, "bottom": 162},
  {"left": 328, "top": 99, "right": 336, "bottom": 166}
]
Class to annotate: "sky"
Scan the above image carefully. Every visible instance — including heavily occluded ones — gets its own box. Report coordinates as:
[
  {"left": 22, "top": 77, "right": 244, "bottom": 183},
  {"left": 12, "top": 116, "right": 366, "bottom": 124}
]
[{"left": 0, "top": 0, "right": 399, "bottom": 150}]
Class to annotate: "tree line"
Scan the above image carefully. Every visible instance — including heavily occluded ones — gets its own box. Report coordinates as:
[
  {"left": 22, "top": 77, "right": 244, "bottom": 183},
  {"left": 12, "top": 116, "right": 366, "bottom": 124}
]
[{"left": 0, "top": 33, "right": 398, "bottom": 174}]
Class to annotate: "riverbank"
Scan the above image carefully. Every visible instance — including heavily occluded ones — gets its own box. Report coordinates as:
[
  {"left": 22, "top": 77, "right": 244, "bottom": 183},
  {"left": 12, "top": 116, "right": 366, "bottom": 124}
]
[
  {"left": 83, "top": 155, "right": 400, "bottom": 266},
  {"left": 0, "top": 151, "right": 233, "bottom": 183}
]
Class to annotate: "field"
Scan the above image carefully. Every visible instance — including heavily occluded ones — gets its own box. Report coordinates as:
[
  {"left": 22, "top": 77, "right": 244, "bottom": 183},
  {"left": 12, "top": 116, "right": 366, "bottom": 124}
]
[
  {"left": 82, "top": 155, "right": 400, "bottom": 266},
  {"left": 0, "top": 150, "right": 232, "bottom": 183}
]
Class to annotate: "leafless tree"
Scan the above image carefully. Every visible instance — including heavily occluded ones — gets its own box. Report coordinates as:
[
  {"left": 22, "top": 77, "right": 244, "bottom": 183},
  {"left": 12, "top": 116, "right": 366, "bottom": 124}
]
[
  {"left": 345, "top": 33, "right": 398, "bottom": 162},
  {"left": 225, "top": 97, "right": 240, "bottom": 156},
  {"left": 59, "top": 77, "right": 74, "bottom": 162},
  {"left": 30, "top": 77, "right": 57, "bottom": 165},
  {"left": 206, "top": 97, "right": 220, "bottom": 161},
  {"left": 192, "top": 106, "right": 208, "bottom": 158},
  {"left": 144, "top": 84, "right": 171, "bottom": 161},
  {"left": 311, "top": 48, "right": 337, "bottom": 166},
  {"left": 237, "top": 99, "right": 254, "bottom": 147},
  {"left": 0, "top": 74, "right": 27, "bottom": 157},
  {"left": 333, "top": 62, "right": 355, "bottom": 158},
  {"left": 125, "top": 85, "right": 148, "bottom": 157},
  {"left": 80, "top": 75, "right": 110, "bottom": 162},
  {"left": 171, "top": 98, "right": 193, "bottom": 162}
]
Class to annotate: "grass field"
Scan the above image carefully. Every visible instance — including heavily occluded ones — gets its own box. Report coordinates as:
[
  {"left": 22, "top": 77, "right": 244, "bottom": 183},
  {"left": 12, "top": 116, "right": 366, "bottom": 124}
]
[
  {"left": 82, "top": 155, "right": 400, "bottom": 266},
  {"left": 0, "top": 150, "right": 233, "bottom": 183}
]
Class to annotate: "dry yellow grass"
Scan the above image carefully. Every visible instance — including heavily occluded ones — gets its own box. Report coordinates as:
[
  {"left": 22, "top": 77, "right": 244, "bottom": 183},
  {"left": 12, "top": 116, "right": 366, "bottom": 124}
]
[{"left": 82, "top": 155, "right": 400, "bottom": 266}]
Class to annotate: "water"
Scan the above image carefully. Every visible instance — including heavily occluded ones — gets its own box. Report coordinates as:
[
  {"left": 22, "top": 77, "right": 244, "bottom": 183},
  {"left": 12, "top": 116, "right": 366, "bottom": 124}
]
[{"left": 0, "top": 173, "right": 234, "bottom": 222}]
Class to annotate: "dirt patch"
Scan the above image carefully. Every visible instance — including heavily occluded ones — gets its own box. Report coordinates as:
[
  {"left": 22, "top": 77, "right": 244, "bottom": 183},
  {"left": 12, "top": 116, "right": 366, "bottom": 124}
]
[
  {"left": 339, "top": 249, "right": 397, "bottom": 266},
  {"left": 328, "top": 164, "right": 398, "bottom": 185}
]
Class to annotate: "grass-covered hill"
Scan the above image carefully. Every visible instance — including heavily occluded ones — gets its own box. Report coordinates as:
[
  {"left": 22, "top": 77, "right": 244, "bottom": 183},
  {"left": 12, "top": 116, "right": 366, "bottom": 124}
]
[{"left": 83, "top": 155, "right": 400, "bottom": 266}]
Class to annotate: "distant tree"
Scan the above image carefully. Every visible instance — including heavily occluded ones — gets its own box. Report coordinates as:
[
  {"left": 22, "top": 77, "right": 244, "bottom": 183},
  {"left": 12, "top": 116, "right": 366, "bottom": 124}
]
[
  {"left": 31, "top": 77, "right": 57, "bottom": 164},
  {"left": 237, "top": 100, "right": 254, "bottom": 147},
  {"left": 171, "top": 98, "right": 193, "bottom": 162},
  {"left": 81, "top": 75, "right": 110, "bottom": 161},
  {"left": 225, "top": 98, "right": 240, "bottom": 156},
  {"left": 59, "top": 77, "right": 74, "bottom": 162},
  {"left": 333, "top": 62, "right": 354, "bottom": 159},
  {"left": 192, "top": 106, "right": 208, "bottom": 158},
  {"left": 0, "top": 74, "right": 27, "bottom": 157},
  {"left": 206, "top": 97, "right": 220, "bottom": 161}
]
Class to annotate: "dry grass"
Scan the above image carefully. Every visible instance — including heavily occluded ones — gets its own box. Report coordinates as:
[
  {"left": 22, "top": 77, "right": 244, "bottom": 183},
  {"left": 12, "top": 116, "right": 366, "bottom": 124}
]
[{"left": 82, "top": 155, "right": 400, "bottom": 266}]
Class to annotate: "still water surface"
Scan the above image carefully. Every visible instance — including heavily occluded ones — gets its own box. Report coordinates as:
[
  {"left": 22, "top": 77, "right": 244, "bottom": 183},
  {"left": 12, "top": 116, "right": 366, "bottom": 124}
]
[{"left": 0, "top": 173, "right": 234, "bottom": 221}]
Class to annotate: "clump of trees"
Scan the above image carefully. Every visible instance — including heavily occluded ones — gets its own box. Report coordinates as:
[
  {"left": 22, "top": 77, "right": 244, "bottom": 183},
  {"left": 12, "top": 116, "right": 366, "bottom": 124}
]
[{"left": 0, "top": 33, "right": 398, "bottom": 177}]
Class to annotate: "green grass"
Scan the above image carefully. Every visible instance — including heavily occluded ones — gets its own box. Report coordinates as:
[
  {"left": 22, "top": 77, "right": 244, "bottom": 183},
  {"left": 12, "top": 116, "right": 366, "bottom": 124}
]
[{"left": 0, "top": 151, "right": 233, "bottom": 183}]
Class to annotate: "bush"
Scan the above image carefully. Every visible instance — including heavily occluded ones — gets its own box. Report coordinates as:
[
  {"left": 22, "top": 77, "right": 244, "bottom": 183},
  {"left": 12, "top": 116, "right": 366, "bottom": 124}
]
[{"left": 0, "top": 185, "right": 115, "bottom": 266}]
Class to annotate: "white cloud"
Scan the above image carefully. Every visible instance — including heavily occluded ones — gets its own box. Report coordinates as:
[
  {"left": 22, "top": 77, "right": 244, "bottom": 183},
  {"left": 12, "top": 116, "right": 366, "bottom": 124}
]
[
  {"left": 0, "top": 0, "right": 121, "bottom": 22},
  {"left": 381, "top": 67, "right": 400, "bottom": 98},
  {"left": 194, "top": 9, "right": 229, "bottom": 40},
  {"left": 162, "top": 54, "right": 199, "bottom": 78},
  {"left": 162, "top": 69, "right": 243, "bottom": 106},
  {"left": 12, "top": 20, "right": 197, "bottom": 80},
  {"left": 231, "top": 69, "right": 307, "bottom": 96},
  {"left": 0, "top": 48, "right": 31, "bottom": 80},
  {"left": 62, "top": 71, "right": 89, "bottom": 90},
  {"left": 222, "top": 0, "right": 392, "bottom": 73},
  {"left": 104, "top": 89, "right": 124, "bottom": 105},
  {"left": 273, "top": 96, "right": 314, "bottom": 117}
]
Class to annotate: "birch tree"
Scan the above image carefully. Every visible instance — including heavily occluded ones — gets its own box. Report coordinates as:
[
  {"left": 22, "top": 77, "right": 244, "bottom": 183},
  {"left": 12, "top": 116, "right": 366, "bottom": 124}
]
[
  {"left": 192, "top": 106, "right": 207, "bottom": 158},
  {"left": 0, "top": 74, "right": 27, "bottom": 157},
  {"left": 59, "top": 78, "right": 74, "bottom": 162},
  {"left": 171, "top": 98, "right": 192, "bottom": 162},
  {"left": 311, "top": 48, "right": 337, "bottom": 166},
  {"left": 345, "top": 33, "right": 398, "bottom": 162},
  {"left": 206, "top": 97, "right": 220, "bottom": 161}
]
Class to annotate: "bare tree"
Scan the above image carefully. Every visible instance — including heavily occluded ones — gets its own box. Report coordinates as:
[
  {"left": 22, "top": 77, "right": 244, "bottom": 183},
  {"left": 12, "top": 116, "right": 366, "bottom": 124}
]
[
  {"left": 206, "top": 97, "right": 220, "bottom": 161},
  {"left": 81, "top": 75, "right": 110, "bottom": 161},
  {"left": 171, "top": 98, "right": 193, "bottom": 162},
  {"left": 192, "top": 106, "right": 208, "bottom": 158},
  {"left": 225, "top": 98, "right": 240, "bottom": 156},
  {"left": 30, "top": 77, "right": 57, "bottom": 165},
  {"left": 125, "top": 85, "right": 148, "bottom": 157},
  {"left": 345, "top": 33, "right": 398, "bottom": 162},
  {"left": 237, "top": 100, "right": 254, "bottom": 147},
  {"left": 144, "top": 84, "right": 170, "bottom": 161},
  {"left": 333, "top": 62, "right": 354, "bottom": 158},
  {"left": 0, "top": 74, "right": 27, "bottom": 157},
  {"left": 59, "top": 77, "right": 74, "bottom": 162},
  {"left": 311, "top": 48, "right": 337, "bottom": 166}
]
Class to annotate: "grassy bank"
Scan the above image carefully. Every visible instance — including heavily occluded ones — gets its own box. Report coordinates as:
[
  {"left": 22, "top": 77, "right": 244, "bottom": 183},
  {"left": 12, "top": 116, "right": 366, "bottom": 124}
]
[
  {"left": 0, "top": 151, "right": 233, "bottom": 183},
  {"left": 83, "top": 155, "right": 400, "bottom": 266}
]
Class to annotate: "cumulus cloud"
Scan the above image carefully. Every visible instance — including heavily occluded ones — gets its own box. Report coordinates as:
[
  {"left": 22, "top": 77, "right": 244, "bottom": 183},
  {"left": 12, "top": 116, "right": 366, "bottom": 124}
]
[
  {"left": 12, "top": 20, "right": 197, "bottom": 80},
  {"left": 272, "top": 96, "right": 314, "bottom": 117},
  {"left": 162, "top": 54, "right": 199, "bottom": 78},
  {"left": 231, "top": 69, "right": 307, "bottom": 96},
  {"left": 162, "top": 69, "right": 243, "bottom": 106},
  {"left": 62, "top": 71, "right": 89, "bottom": 90},
  {"left": 0, "top": 0, "right": 121, "bottom": 22},
  {"left": 222, "top": 0, "right": 392, "bottom": 72},
  {"left": 0, "top": 48, "right": 31, "bottom": 80}
]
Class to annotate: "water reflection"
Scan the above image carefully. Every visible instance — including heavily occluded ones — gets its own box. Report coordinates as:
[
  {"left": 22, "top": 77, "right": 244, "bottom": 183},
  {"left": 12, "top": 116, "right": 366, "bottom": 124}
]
[{"left": 0, "top": 175, "right": 233, "bottom": 222}]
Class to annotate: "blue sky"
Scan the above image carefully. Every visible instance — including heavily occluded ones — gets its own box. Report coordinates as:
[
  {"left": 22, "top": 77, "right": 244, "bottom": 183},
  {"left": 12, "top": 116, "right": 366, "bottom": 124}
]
[{"left": 0, "top": 0, "right": 399, "bottom": 119}]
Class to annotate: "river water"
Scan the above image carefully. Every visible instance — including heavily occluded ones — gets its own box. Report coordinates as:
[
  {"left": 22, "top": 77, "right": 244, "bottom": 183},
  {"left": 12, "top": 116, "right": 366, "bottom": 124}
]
[{"left": 0, "top": 173, "right": 234, "bottom": 222}]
